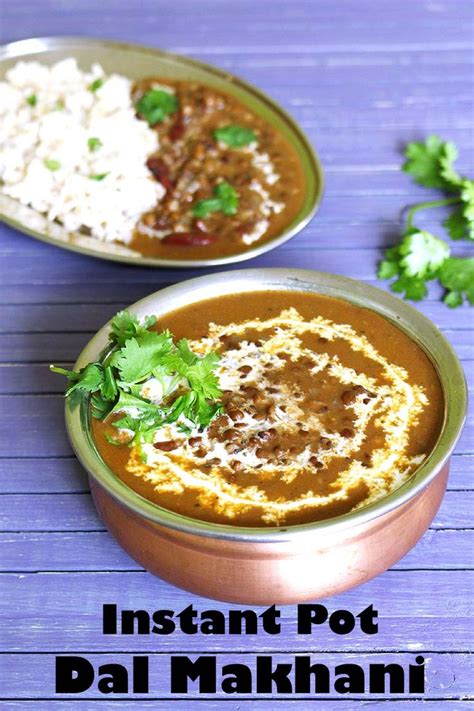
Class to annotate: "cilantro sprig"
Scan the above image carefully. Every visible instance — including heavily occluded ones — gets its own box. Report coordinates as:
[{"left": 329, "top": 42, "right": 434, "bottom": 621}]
[
  {"left": 378, "top": 135, "right": 474, "bottom": 306},
  {"left": 213, "top": 124, "right": 257, "bottom": 148},
  {"left": 51, "top": 310, "right": 223, "bottom": 447},
  {"left": 192, "top": 181, "right": 239, "bottom": 218},
  {"left": 136, "top": 89, "right": 178, "bottom": 127}
]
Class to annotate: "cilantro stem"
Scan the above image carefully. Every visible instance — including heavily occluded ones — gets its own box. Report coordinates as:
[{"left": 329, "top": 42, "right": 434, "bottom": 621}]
[
  {"left": 405, "top": 197, "right": 461, "bottom": 230},
  {"left": 49, "top": 365, "right": 72, "bottom": 377}
]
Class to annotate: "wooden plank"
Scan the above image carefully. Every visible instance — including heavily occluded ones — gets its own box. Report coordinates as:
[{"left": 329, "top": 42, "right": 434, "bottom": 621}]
[
  {"left": 0, "top": 490, "right": 471, "bottom": 533},
  {"left": 1, "top": 702, "right": 472, "bottom": 710},
  {"left": 1, "top": 528, "right": 472, "bottom": 573},
  {"left": 1, "top": 569, "right": 471, "bottom": 652},
  {"left": 0, "top": 651, "right": 472, "bottom": 700},
  {"left": 2, "top": 248, "right": 474, "bottom": 300},
  {"left": 0, "top": 215, "right": 469, "bottom": 257}
]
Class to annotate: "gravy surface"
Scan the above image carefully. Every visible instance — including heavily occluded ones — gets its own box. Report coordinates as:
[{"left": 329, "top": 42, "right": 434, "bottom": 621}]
[
  {"left": 93, "top": 291, "right": 443, "bottom": 527},
  {"left": 131, "top": 80, "right": 306, "bottom": 259}
]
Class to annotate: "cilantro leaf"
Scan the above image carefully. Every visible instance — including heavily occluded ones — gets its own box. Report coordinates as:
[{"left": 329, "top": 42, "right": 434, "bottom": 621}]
[
  {"left": 403, "top": 135, "right": 460, "bottom": 192},
  {"left": 89, "top": 172, "right": 108, "bottom": 181},
  {"left": 101, "top": 365, "right": 118, "bottom": 400},
  {"left": 460, "top": 180, "right": 474, "bottom": 240},
  {"left": 44, "top": 159, "right": 61, "bottom": 171},
  {"left": 111, "top": 332, "right": 173, "bottom": 384},
  {"left": 192, "top": 181, "right": 239, "bottom": 218},
  {"left": 214, "top": 124, "right": 257, "bottom": 148},
  {"left": 110, "top": 310, "right": 157, "bottom": 347},
  {"left": 88, "top": 137, "right": 102, "bottom": 152},
  {"left": 438, "top": 142, "right": 464, "bottom": 189},
  {"left": 398, "top": 230, "right": 450, "bottom": 278},
  {"left": 136, "top": 89, "right": 178, "bottom": 126},
  {"left": 50, "top": 362, "right": 118, "bottom": 416},
  {"left": 390, "top": 274, "right": 429, "bottom": 301},
  {"left": 26, "top": 94, "right": 37, "bottom": 106},
  {"left": 110, "top": 390, "right": 162, "bottom": 417},
  {"left": 378, "top": 135, "right": 473, "bottom": 306},
  {"left": 439, "top": 257, "right": 474, "bottom": 307},
  {"left": 50, "top": 363, "right": 104, "bottom": 397},
  {"left": 91, "top": 394, "right": 114, "bottom": 420},
  {"left": 52, "top": 308, "right": 223, "bottom": 444},
  {"left": 215, "top": 181, "right": 239, "bottom": 215},
  {"left": 378, "top": 231, "right": 450, "bottom": 301},
  {"left": 89, "top": 78, "right": 104, "bottom": 92},
  {"left": 443, "top": 208, "right": 468, "bottom": 240}
]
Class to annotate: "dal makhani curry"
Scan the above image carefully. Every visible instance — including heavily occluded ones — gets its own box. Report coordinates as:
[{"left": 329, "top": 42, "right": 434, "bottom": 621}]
[{"left": 53, "top": 291, "right": 443, "bottom": 527}]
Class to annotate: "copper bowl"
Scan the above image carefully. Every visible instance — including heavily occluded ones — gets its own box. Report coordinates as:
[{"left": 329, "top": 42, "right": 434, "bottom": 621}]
[{"left": 65, "top": 269, "right": 467, "bottom": 603}]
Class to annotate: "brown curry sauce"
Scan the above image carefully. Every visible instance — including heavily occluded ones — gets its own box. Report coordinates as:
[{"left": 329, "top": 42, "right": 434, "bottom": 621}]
[
  {"left": 130, "top": 79, "right": 306, "bottom": 259},
  {"left": 92, "top": 292, "right": 444, "bottom": 528}
]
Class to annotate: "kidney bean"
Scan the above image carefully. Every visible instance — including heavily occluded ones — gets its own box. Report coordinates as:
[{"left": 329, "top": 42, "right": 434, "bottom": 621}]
[
  {"left": 310, "top": 457, "right": 323, "bottom": 469},
  {"left": 162, "top": 232, "right": 217, "bottom": 246},
  {"left": 213, "top": 415, "right": 230, "bottom": 429},
  {"left": 225, "top": 443, "right": 241, "bottom": 453},
  {"left": 242, "top": 386, "right": 258, "bottom": 398},
  {"left": 238, "top": 365, "right": 252, "bottom": 375},
  {"left": 223, "top": 429, "right": 240, "bottom": 442},
  {"left": 340, "top": 428, "right": 354, "bottom": 438},
  {"left": 146, "top": 157, "right": 174, "bottom": 192},
  {"left": 189, "top": 437, "right": 203, "bottom": 447},
  {"left": 169, "top": 112, "right": 186, "bottom": 141},
  {"left": 227, "top": 408, "right": 244, "bottom": 421},
  {"left": 154, "top": 440, "right": 179, "bottom": 451}
]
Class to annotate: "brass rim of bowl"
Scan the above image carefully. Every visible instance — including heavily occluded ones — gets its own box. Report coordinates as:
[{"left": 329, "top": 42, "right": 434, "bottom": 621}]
[
  {"left": 65, "top": 269, "right": 467, "bottom": 543},
  {"left": 0, "top": 36, "right": 324, "bottom": 268}
]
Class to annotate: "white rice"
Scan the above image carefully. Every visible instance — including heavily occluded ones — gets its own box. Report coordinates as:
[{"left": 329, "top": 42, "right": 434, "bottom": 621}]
[{"left": 0, "top": 58, "right": 164, "bottom": 244}]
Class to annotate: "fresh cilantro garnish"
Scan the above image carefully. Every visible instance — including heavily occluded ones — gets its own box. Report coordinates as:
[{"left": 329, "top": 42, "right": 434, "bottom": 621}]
[
  {"left": 378, "top": 231, "right": 450, "bottom": 301},
  {"left": 192, "top": 181, "right": 238, "bottom": 218},
  {"left": 89, "top": 173, "right": 108, "bottom": 181},
  {"left": 136, "top": 89, "right": 178, "bottom": 127},
  {"left": 88, "top": 137, "right": 102, "bottom": 152},
  {"left": 110, "top": 331, "right": 173, "bottom": 385},
  {"left": 110, "top": 310, "right": 157, "bottom": 346},
  {"left": 213, "top": 124, "right": 257, "bottom": 148},
  {"left": 51, "top": 310, "right": 222, "bottom": 445},
  {"left": 89, "top": 78, "right": 104, "bottom": 92},
  {"left": 26, "top": 94, "right": 37, "bottom": 107},
  {"left": 44, "top": 159, "right": 61, "bottom": 171},
  {"left": 403, "top": 135, "right": 460, "bottom": 192},
  {"left": 378, "top": 135, "right": 474, "bottom": 306}
]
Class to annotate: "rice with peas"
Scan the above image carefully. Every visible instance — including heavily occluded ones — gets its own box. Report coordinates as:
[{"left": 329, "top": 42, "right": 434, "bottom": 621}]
[{"left": 0, "top": 58, "right": 164, "bottom": 244}]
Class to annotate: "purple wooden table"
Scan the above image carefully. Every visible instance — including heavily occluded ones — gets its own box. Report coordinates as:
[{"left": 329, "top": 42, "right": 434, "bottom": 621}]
[{"left": 0, "top": 0, "right": 473, "bottom": 707}]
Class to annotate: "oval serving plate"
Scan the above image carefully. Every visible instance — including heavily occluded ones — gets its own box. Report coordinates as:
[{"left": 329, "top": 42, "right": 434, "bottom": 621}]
[{"left": 0, "top": 37, "right": 323, "bottom": 268}]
